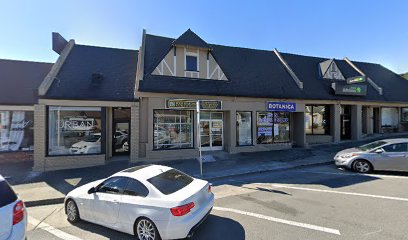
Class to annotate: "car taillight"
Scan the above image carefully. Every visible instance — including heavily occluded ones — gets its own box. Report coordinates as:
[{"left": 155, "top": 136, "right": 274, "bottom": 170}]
[
  {"left": 208, "top": 185, "right": 212, "bottom": 193},
  {"left": 13, "top": 200, "right": 24, "bottom": 225},
  {"left": 170, "top": 202, "right": 195, "bottom": 216}
]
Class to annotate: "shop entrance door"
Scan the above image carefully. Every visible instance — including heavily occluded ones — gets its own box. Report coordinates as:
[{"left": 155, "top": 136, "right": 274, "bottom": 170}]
[
  {"left": 199, "top": 112, "right": 223, "bottom": 151},
  {"left": 373, "top": 107, "right": 380, "bottom": 133},
  {"left": 341, "top": 105, "right": 351, "bottom": 140},
  {"left": 112, "top": 108, "right": 130, "bottom": 156}
]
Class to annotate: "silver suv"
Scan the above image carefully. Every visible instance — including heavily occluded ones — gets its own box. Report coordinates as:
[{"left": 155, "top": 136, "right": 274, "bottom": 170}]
[{"left": 0, "top": 175, "right": 27, "bottom": 240}]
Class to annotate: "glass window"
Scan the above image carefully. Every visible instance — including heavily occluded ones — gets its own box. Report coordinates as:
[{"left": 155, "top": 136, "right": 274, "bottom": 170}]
[
  {"left": 147, "top": 169, "right": 194, "bottom": 195},
  {"left": 256, "top": 112, "right": 291, "bottom": 144},
  {"left": 97, "top": 177, "right": 128, "bottom": 194},
  {"left": 123, "top": 178, "right": 149, "bottom": 197},
  {"left": 48, "top": 106, "right": 103, "bottom": 156},
  {"left": 186, "top": 55, "right": 197, "bottom": 71},
  {"left": 305, "top": 105, "right": 330, "bottom": 135},
  {"left": 382, "top": 143, "right": 408, "bottom": 153},
  {"left": 0, "top": 180, "right": 17, "bottom": 207},
  {"left": 381, "top": 107, "right": 399, "bottom": 127},
  {"left": 401, "top": 108, "right": 408, "bottom": 122},
  {"left": 154, "top": 110, "right": 193, "bottom": 150},
  {"left": 0, "top": 111, "right": 34, "bottom": 152},
  {"left": 236, "top": 112, "right": 252, "bottom": 146}
]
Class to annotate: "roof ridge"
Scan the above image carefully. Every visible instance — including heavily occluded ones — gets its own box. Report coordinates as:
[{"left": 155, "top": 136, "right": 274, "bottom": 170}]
[
  {"left": 0, "top": 58, "right": 53, "bottom": 65},
  {"left": 75, "top": 44, "right": 138, "bottom": 52}
]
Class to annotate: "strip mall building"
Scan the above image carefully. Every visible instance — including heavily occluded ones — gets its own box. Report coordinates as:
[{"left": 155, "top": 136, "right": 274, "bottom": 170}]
[{"left": 1, "top": 30, "right": 408, "bottom": 171}]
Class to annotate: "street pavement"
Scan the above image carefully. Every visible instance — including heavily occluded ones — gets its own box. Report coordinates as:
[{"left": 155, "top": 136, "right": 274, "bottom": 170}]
[{"left": 25, "top": 164, "right": 408, "bottom": 240}]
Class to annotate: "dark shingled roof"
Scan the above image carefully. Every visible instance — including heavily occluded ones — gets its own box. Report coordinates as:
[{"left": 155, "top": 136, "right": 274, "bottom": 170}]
[
  {"left": 140, "top": 33, "right": 408, "bottom": 103},
  {"left": 172, "top": 29, "right": 210, "bottom": 49},
  {"left": 44, "top": 44, "right": 138, "bottom": 101},
  {"left": 0, "top": 59, "right": 52, "bottom": 105}
]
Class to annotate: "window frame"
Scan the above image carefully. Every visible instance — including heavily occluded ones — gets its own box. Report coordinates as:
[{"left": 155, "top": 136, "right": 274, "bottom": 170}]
[
  {"left": 401, "top": 108, "right": 408, "bottom": 123},
  {"left": 185, "top": 51, "right": 198, "bottom": 72},
  {"left": 153, "top": 109, "right": 194, "bottom": 151},
  {"left": 46, "top": 106, "right": 106, "bottom": 157},
  {"left": 256, "top": 111, "right": 291, "bottom": 145},
  {"left": 382, "top": 143, "right": 408, "bottom": 153},
  {"left": 236, "top": 111, "right": 253, "bottom": 146},
  {"left": 0, "top": 110, "right": 35, "bottom": 153},
  {"left": 305, "top": 105, "right": 331, "bottom": 135},
  {"left": 96, "top": 176, "right": 129, "bottom": 195}
]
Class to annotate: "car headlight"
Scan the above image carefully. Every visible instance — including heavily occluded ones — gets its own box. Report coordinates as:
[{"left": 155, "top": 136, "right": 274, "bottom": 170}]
[{"left": 341, "top": 153, "right": 359, "bottom": 158}]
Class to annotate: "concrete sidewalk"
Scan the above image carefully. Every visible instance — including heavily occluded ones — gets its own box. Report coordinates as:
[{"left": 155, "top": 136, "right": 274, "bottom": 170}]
[{"left": 3, "top": 133, "right": 407, "bottom": 207}]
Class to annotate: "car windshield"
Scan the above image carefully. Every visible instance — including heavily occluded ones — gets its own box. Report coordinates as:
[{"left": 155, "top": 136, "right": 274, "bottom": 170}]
[
  {"left": 0, "top": 180, "right": 17, "bottom": 208},
  {"left": 357, "top": 140, "right": 387, "bottom": 151},
  {"left": 84, "top": 135, "right": 100, "bottom": 142},
  {"left": 147, "top": 169, "right": 194, "bottom": 195}
]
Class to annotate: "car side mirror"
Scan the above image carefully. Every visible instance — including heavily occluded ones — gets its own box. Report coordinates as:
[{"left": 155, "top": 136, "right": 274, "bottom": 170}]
[
  {"left": 374, "top": 148, "right": 384, "bottom": 154},
  {"left": 88, "top": 187, "right": 96, "bottom": 194}
]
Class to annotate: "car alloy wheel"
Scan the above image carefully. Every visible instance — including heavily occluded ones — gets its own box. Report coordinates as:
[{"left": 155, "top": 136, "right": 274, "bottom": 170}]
[
  {"left": 66, "top": 200, "right": 80, "bottom": 223},
  {"left": 137, "top": 218, "right": 157, "bottom": 240},
  {"left": 354, "top": 160, "right": 371, "bottom": 173}
]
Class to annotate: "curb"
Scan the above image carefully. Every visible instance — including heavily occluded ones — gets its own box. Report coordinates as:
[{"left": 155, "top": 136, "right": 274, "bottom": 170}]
[{"left": 23, "top": 160, "right": 333, "bottom": 208}]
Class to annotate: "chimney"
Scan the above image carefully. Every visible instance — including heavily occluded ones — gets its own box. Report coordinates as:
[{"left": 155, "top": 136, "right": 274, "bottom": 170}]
[{"left": 52, "top": 32, "right": 68, "bottom": 55}]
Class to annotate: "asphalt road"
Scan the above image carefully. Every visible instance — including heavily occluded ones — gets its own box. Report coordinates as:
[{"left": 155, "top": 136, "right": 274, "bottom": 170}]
[{"left": 26, "top": 164, "right": 408, "bottom": 240}]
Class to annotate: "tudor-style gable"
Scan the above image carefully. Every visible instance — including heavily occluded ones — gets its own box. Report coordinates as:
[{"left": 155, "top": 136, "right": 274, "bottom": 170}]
[
  {"left": 152, "top": 29, "right": 228, "bottom": 80},
  {"left": 319, "top": 59, "right": 345, "bottom": 80}
]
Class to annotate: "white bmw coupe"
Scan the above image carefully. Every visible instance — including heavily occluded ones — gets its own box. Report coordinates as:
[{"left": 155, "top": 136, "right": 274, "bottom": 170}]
[{"left": 64, "top": 165, "right": 214, "bottom": 240}]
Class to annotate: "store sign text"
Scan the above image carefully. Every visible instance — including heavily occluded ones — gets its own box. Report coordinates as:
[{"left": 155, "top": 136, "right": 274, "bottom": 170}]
[
  {"left": 266, "top": 102, "right": 296, "bottom": 112},
  {"left": 165, "top": 99, "right": 222, "bottom": 110},
  {"left": 57, "top": 118, "right": 95, "bottom": 131}
]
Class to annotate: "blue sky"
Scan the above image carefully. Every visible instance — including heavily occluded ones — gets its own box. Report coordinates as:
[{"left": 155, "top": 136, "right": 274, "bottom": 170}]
[{"left": 1, "top": 0, "right": 407, "bottom": 73}]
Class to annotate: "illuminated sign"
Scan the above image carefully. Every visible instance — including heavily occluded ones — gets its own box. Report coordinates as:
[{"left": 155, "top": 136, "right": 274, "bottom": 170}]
[
  {"left": 266, "top": 102, "right": 296, "bottom": 112},
  {"left": 165, "top": 99, "right": 222, "bottom": 110},
  {"left": 334, "top": 83, "right": 367, "bottom": 96},
  {"left": 346, "top": 76, "right": 366, "bottom": 84}
]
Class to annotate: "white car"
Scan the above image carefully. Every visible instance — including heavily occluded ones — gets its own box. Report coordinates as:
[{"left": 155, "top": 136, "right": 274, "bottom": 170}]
[
  {"left": 64, "top": 165, "right": 214, "bottom": 240},
  {"left": 70, "top": 133, "right": 101, "bottom": 154},
  {"left": 0, "top": 175, "right": 27, "bottom": 240}
]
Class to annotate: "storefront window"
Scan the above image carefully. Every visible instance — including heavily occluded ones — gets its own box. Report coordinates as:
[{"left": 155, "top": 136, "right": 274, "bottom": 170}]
[
  {"left": 0, "top": 111, "right": 34, "bottom": 152},
  {"left": 401, "top": 108, "right": 408, "bottom": 122},
  {"left": 305, "top": 105, "right": 330, "bottom": 135},
  {"left": 154, "top": 110, "right": 193, "bottom": 150},
  {"left": 236, "top": 112, "right": 252, "bottom": 146},
  {"left": 381, "top": 107, "right": 399, "bottom": 128},
  {"left": 256, "top": 112, "right": 290, "bottom": 144},
  {"left": 48, "top": 106, "right": 103, "bottom": 156}
]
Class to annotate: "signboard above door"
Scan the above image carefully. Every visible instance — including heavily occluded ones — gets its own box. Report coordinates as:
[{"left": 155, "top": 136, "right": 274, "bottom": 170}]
[
  {"left": 165, "top": 99, "right": 222, "bottom": 110},
  {"left": 346, "top": 76, "right": 366, "bottom": 85},
  {"left": 266, "top": 102, "right": 296, "bottom": 112},
  {"left": 332, "top": 83, "right": 367, "bottom": 96}
]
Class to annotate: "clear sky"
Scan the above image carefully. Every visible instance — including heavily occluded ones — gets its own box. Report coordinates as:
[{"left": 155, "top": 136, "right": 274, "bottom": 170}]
[{"left": 1, "top": 0, "right": 407, "bottom": 73}]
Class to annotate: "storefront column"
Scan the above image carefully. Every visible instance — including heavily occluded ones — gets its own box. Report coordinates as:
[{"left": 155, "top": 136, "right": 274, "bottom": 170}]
[
  {"left": 366, "top": 106, "right": 374, "bottom": 135},
  {"left": 33, "top": 104, "right": 46, "bottom": 171},
  {"left": 331, "top": 104, "right": 341, "bottom": 142},
  {"left": 130, "top": 102, "right": 140, "bottom": 162},
  {"left": 351, "top": 105, "right": 362, "bottom": 140},
  {"left": 292, "top": 112, "right": 306, "bottom": 147}
]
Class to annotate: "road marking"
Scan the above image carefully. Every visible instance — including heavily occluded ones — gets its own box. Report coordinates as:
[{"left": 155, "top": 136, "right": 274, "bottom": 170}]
[
  {"left": 28, "top": 216, "right": 83, "bottom": 240},
  {"left": 298, "top": 170, "right": 408, "bottom": 179},
  {"left": 213, "top": 206, "right": 341, "bottom": 235},
  {"left": 270, "top": 184, "right": 408, "bottom": 202}
]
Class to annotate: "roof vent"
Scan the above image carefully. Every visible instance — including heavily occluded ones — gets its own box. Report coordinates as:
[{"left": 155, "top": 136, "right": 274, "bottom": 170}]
[{"left": 91, "top": 73, "right": 104, "bottom": 84}]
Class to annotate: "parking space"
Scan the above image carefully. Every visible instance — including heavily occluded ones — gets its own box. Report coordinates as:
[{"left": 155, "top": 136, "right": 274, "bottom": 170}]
[{"left": 26, "top": 164, "right": 408, "bottom": 240}]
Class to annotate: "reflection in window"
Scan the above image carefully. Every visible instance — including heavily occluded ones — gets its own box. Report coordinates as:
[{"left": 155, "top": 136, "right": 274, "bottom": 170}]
[
  {"left": 256, "top": 112, "right": 290, "bottom": 144},
  {"left": 402, "top": 108, "right": 408, "bottom": 122},
  {"left": 154, "top": 110, "right": 193, "bottom": 150},
  {"left": 0, "top": 111, "right": 34, "bottom": 152},
  {"left": 48, "top": 106, "right": 103, "bottom": 156},
  {"left": 236, "top": 112, "right": 252, "bottom": 146},
  {"left": 305, "top": 105, "right": 330, "bottom": 135}
]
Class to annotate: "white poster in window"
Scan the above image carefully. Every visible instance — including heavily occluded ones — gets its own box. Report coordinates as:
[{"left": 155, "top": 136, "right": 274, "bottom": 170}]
[{"left": 274, "top": 125, "right": 280, "bottom": 136}]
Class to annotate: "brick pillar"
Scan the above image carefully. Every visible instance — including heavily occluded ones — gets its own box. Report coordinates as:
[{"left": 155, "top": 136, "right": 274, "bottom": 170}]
[
  {"left": 130, "top": 102, "right": 140, "bottom": 162},
  {"left": 351, "top": 105, "right": 362, "bottom": 140},
  {"left": 292, "top": 112, "right": 306, "bottom": 147},
  {"left": 33, "top": 104, "right": 46, "bottom": 171},
  {"left": 331, "top": 104, "right": 341, "bottom": 142}
]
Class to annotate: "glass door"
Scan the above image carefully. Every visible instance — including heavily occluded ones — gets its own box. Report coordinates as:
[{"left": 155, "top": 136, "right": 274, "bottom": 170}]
[
  {"left": 112, "top": 108, "right": 131, "bottom": 156},
  {"left": 199, "top": 112, "right": 223, "bottom": 151}
]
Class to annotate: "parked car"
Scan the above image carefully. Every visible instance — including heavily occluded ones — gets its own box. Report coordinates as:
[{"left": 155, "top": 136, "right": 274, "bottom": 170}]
[
  {"left": 70, "top": 133, "right": 101, "bottom": 154},
  {"left": 64, "top": 165, "right": 214, "bottom": 240},
  {"left": 334, "top": 138, "right": 408, "bottom": 173},
  {"left": 0, "top": 175, "right": 27, "bottom": 240}
]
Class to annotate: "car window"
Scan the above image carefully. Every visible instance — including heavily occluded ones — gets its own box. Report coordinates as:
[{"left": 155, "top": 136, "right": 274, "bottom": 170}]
[
  {"left": 97, "top": 177, "right": 128, "bottom": 194},
  {"left": 123, "top": 178, "right": 149, "bottom": 197},
  {"left": 382, "top": 143, "right": 408, "bottom": 153},
  {"left": 357, "top": 141, "right": 387, "bottom": 151},
  {"left": 0, "top": 180, "right": 17, "bottom": 208},
  {"left": 147, "top": 169, "right": 194, "bottom": 195}
]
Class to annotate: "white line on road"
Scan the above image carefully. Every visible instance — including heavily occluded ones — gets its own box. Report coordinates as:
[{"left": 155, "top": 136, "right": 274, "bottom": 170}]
[
  {"left": 213, "top": 206, "right": 341, "bottom": 235},
  {"left": 28, "top": 216, "right": 83, "bottom": 240},
  {"left": 298, "top": 170, "right": 408, "bottom": 179},
  {"left": 270, "top": 184, "right": 408, "bottom": 202}
]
